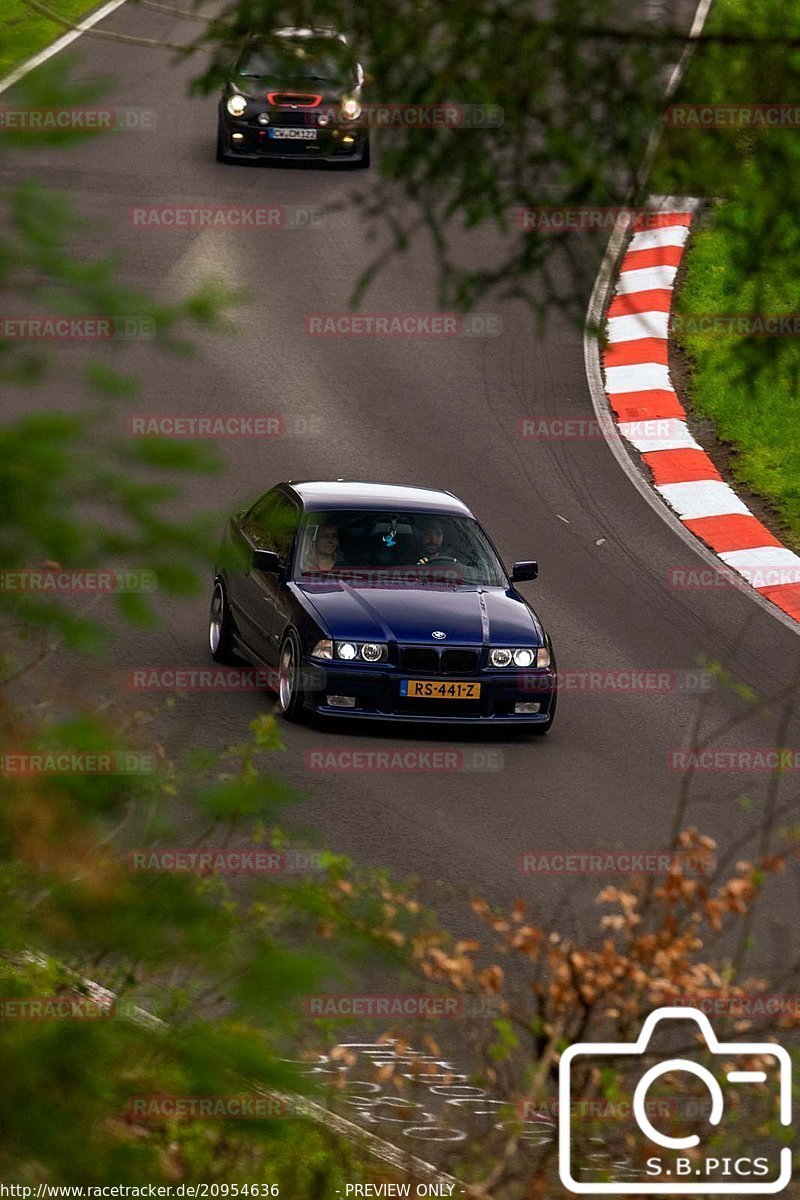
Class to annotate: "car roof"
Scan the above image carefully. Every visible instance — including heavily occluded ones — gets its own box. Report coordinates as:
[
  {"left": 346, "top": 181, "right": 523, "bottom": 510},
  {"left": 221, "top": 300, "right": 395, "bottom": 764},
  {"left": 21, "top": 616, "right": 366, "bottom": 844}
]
[{"left": 284, "top": 481, "right": 473, "bottom": 516}]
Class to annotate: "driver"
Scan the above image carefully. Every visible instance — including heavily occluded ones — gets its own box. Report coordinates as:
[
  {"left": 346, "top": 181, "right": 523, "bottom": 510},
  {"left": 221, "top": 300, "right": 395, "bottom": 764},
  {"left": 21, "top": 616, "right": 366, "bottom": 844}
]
[
  {"left": 416, "top": 520, "right": 455, "bottom": 564},
  {"left": 302, "top": 522, "right": 341, "bottom": 574}
]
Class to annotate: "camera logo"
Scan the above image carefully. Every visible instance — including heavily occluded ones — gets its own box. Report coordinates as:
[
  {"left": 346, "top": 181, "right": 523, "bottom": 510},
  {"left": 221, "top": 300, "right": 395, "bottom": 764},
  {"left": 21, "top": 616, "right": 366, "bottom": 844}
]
[{"left": 558, "top": 1006, "right": 792, "bottom": 1194}]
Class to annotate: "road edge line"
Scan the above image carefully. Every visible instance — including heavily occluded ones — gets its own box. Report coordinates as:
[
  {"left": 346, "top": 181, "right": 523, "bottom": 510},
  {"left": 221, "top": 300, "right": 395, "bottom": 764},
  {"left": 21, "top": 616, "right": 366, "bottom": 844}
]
[{"left": 0, "top": 0, "right": 130, "bottom": 97}]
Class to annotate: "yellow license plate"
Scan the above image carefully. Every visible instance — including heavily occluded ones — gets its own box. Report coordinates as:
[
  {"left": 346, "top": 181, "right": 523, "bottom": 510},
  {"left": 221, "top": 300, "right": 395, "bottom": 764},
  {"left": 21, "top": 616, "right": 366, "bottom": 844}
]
[{"left": 401, "top": 680, "right": 481, "bottom": 700}]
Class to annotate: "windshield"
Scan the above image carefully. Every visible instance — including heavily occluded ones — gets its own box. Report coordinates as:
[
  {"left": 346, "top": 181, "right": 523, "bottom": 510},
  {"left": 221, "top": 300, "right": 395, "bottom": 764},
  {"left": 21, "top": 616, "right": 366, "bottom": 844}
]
[
  {"left": 237, "top": 40, "right": 356, "bottom": 86},
  {"left": 292, "top": 510, "right": 508, "bottom": 587}
]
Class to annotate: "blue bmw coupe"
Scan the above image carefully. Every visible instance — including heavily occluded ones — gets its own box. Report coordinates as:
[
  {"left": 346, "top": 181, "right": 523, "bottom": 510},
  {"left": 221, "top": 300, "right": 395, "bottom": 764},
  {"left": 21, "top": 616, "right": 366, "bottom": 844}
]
[{"left": 210, "top": 481, "right": 557, "bottom": 731}]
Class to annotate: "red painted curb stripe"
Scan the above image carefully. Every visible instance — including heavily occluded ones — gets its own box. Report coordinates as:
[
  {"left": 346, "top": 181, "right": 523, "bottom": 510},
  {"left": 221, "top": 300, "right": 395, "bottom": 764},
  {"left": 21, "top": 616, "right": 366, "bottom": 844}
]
[
  {"left": 642, "top": 449, "right": 723, "bottom": 485},
  {"left": 760, "top": 583, "right": 800, "bottom": 621},
  {"left": 602, "top": 208, "right": 800, "bottom": 629},
  {"left": 607, "top": 289, "right": 673, "bottom": 317},
  {"left": 620, "top": 245, "right": 685, "bottom": 272},
  {"left": 604, "top": 338, "right": 669, "bottom": 367},
  {"left": 608, "top": 389, "right": 686, "bottom": 422},
  {"left": 684, "top": 513, "right": 783, "bottom": 553}
]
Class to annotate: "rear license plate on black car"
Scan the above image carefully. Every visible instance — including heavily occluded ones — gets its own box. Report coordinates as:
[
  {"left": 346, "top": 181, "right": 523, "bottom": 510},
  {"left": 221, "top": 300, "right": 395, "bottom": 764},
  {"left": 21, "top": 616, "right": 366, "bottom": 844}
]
[
  {"left": 400, "top": 680, "right": 481, "bottom": 700},
  {"left": 268, "top": 128, "right": 317, "bottom": 140}
]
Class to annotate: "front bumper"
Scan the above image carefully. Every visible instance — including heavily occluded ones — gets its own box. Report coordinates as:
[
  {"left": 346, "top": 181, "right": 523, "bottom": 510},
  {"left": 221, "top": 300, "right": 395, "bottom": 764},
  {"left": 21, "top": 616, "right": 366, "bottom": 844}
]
[
  {"left": 298, "top": 659, "right": 558, "bottom": 725},
  {"left": 218, "top": 112, "right": 368, "bottom": 162}
]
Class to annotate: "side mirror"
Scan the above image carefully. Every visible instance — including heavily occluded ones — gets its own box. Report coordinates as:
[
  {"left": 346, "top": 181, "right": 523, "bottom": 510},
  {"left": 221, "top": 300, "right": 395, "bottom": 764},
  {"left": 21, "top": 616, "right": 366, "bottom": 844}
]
[
  {"left": 511, "top": 560, "right": 538, "bottom": 582},
  {"left": 252, "top": 548, "right": 281, "bottom": 573}
]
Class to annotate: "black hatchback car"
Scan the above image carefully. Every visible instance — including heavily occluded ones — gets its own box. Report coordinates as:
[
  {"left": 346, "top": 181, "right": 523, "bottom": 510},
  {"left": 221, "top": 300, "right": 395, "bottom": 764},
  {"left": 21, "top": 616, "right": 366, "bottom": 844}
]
[
  {"left": 217, "top": 27, "right": 370, "bottom": 166},
  {"left": 210, "top": 481, "right": 557, "bottom": 731}
]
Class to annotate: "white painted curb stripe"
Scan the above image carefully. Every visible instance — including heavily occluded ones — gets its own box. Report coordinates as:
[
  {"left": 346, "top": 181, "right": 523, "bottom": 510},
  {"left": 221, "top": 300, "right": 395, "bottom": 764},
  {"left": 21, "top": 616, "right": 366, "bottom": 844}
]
[
  {"left": 607, "top": 310, "right": 671, "bottom": 342},
  {"left": 628, "top": 226, "right": 691, "bottom": 252},
  {"left": 656, "top": 479, "right": 753, "bottom": 520},
  {"left": 615, "top": 264, "right": 679, "bottom": 293},
  {"left": 719, "top": 546, "right": 800, "bottom": 582},
  {"left": 618, "top": 418, "right": 701, "bottom": 453},
  {"left": 605, "top": 361, "right": 672, "bottom": 393}
]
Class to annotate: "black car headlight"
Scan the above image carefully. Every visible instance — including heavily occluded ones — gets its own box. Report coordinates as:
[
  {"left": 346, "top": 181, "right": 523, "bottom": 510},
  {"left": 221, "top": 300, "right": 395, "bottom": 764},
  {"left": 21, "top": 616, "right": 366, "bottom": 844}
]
[{"left": 490, "top": 647, "right": 550, "bottom": 668}]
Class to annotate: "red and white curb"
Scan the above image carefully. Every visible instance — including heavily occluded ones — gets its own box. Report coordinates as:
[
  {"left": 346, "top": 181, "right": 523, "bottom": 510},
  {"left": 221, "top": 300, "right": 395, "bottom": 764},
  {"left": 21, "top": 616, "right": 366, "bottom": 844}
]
[{"left": 601, "top": 203, "right": 800, "bottom": 625}]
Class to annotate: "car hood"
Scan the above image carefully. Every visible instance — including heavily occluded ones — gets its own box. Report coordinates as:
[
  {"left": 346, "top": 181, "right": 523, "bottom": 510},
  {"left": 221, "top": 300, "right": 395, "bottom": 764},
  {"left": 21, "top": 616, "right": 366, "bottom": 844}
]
[
  {"left": 233, "top": 79, "right": 353, "bottom": 104},
  {"left": 292, "top": 582, "right": 544, "bottom": 646}
]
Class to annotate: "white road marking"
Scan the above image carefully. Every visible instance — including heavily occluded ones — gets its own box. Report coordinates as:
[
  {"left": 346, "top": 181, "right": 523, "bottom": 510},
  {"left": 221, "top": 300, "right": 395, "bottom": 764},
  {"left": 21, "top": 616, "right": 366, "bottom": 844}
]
[{"left": 0, "top": 0, "right": 131, "bottom": 97}]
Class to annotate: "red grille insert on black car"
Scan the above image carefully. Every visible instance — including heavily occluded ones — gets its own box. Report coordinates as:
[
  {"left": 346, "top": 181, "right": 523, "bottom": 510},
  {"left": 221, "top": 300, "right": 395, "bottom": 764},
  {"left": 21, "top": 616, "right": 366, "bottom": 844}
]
[{"left": 266, "top": 92, "right": 322, "bottom": 108}]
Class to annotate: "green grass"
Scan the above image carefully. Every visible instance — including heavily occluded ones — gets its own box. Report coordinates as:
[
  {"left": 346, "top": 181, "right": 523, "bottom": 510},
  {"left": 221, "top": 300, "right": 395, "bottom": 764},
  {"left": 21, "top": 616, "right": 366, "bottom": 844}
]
[
  {"left": 650, "top": 0, "right": 800, "bottom": 549},
  {"left": 0, "top": 0, "right": 100, "bottom": 78},
  {"left": 673, "top": 220, "right": 800, "bottom": 549}
]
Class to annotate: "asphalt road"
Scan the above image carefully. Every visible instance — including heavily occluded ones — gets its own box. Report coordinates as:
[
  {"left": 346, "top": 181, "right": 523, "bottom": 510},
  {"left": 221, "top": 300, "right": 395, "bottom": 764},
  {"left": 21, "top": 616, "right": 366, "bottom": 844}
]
[{"left": 5, "top": 0, "right": 800, "bottom": 971}]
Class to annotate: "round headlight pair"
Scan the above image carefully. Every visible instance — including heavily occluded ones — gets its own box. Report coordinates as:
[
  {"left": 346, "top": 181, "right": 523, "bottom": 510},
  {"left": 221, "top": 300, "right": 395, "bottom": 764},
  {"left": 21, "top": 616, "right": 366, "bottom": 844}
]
[
  {"left": 490, "top": 647, "right": 543, "bottom": 668},
  {"left": 226, "top": 94, "right": 247, "bottom": 118},
  {"left": 335, "top": 641, "right": 384, "bottom": 662}
]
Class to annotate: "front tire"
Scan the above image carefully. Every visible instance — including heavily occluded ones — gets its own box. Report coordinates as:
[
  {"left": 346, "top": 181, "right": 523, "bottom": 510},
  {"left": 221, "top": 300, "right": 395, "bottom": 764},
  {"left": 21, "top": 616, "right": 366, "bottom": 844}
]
[
  {"left": 209, "top": 580, "right": 237, "bottom": 663},
  {"left": 276, "top": 632, "right": 305, "bottom": 722}
]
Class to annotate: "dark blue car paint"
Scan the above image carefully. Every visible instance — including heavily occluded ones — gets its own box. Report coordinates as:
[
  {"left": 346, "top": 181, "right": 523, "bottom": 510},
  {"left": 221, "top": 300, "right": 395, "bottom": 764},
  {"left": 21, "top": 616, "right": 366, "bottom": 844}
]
[{"left": 214, "top": 482, "right": 557, "bottom": 726}]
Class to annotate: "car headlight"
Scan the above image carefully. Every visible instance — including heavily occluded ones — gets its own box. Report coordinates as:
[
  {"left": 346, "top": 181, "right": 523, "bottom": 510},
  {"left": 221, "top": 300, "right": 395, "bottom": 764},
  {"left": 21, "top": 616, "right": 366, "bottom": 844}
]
[
  {"left": 490, "top": 647, "right": 550, "bottom": 668},
  {"left": 311, "top": 639, "right": 333, "bottom": 659},
  {"left": 340, "top": 97, "right": 362, "bottom": 121},
  {"left": 360, "top": 642, "right": 386, "bottom": 662},
  {"left": 336, "top": 641, "right": 358, "bottom": 660},
  {"left": 226, "top": 94, "right": 247, "bottom": 117}
]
